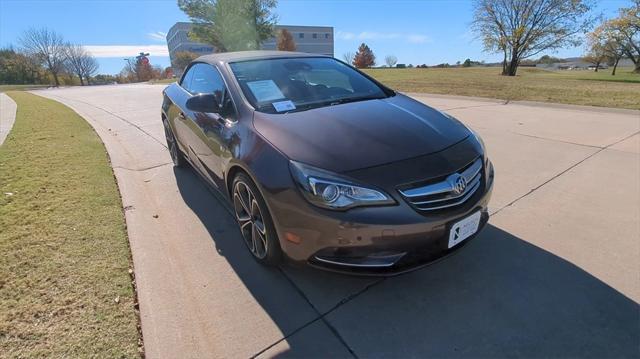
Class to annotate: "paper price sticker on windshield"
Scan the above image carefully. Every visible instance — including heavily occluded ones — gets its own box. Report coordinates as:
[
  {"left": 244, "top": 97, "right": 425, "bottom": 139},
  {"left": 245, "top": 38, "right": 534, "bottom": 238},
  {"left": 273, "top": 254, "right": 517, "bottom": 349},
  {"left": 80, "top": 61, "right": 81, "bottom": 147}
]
[
  {"left": 272, "top": 100, "right": 296, "bottom": 112},
  {"left": 246, "top": 80, "right": 285, "bottom": 102}
]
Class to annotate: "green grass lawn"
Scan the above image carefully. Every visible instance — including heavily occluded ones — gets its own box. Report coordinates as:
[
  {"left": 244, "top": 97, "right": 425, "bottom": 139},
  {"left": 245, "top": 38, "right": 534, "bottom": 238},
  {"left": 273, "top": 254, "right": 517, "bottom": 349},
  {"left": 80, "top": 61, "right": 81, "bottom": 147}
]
[
  {"left": 0, "top": 92, "right": 140, "bottom": 357},
  {"left": 149, "top": 78, "right": 176, "bottom": 85},
  {"left": 363, "top": 67, "right": 640, "bottom": 110},
  {"left": 0, "top": 84, "right": 51, "bottom": 92}
]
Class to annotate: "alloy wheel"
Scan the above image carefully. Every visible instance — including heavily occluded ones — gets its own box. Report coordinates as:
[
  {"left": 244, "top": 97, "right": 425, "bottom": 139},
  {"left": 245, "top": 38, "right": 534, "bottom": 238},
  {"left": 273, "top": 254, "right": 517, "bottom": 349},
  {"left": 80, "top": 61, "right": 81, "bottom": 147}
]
[
  {"left": 233, "top": 181, "right": 268, "bottom": 259},
  {"left": 163, "top": 120, "right": 179, "bottom": 164}
]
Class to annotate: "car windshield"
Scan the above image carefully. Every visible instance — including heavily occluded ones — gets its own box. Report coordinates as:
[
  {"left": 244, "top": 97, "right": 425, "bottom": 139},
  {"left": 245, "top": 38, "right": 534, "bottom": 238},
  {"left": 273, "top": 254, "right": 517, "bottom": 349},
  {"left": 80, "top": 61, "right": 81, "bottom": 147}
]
[{"left": 229, "top": 57, "right": 391, "bottom": 114}]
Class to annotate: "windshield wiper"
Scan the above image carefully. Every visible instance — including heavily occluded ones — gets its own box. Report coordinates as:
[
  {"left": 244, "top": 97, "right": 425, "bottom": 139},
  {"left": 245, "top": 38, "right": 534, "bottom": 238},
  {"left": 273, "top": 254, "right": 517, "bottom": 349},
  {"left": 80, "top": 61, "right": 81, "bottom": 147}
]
[
  {"left": 288, "top": 95, "right": 384, "bottom": 113},
  {"left": 327, "top": 95, "right": 385, "bottom": 106},
  {"left": 259, "top": 95, "right": 386, "bottom": 114}
]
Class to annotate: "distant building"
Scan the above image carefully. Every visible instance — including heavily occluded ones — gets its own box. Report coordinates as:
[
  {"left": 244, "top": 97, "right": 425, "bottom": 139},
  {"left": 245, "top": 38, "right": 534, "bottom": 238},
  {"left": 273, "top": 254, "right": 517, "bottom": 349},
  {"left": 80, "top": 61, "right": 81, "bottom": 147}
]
[
  {"left": 260, "top": 25, "right": 334, "bottom": 56},
  {"left": 166, "top": 22, "right": 334, "bottom": 75},
  {"left": 538, "top": 61, "right": 591, "bottom": 70},
  {"left": 536, "top": 58, "right": 634, "bottom": 71},
  {"left": 536, "top": 61, "right": 604, "bottom": 70},
  {"left": 166, "top": 22, "right": 215, "bottom": 65}
]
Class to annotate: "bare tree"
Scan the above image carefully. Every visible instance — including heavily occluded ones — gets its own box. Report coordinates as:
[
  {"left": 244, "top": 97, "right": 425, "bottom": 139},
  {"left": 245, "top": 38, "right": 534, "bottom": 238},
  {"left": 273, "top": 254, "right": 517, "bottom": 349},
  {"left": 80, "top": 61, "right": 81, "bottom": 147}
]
[
  {"left": 472, "top": 0, "right": 597, "bottom": 76},
  {"left": 385, "top": 55, "right": 398, "bottom": 68},
  {"left": 64, "top": 43, "right": 98, "bottom": 85},
  {"left": 122, "top": 58, "right": 139, "bottom": 82},
  {"left": 19, "top": 28, "right": 66, "bottom": 86},
  {"left": 79, "top": 54, "right": 98, "bottom": 84},
  {"left": 342, "top": 51, "right": 354, "bottom": 64}
]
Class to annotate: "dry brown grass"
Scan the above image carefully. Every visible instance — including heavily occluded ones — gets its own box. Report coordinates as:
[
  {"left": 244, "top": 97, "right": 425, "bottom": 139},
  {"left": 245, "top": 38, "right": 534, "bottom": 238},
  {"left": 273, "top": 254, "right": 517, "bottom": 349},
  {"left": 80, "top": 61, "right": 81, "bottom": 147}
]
[
  {"left": 364, "top": 67, "right": 640, "bottom": 110},
  {"left": 0, "top": 92, "right": 140, "bottom": 357}
]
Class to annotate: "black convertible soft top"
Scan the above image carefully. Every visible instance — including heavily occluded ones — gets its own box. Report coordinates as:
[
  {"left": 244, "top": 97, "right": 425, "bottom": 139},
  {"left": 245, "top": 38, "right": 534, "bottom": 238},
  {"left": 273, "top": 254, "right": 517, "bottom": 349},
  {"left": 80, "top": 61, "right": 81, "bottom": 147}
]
[{"left": 195, "top": 50, "right": 330, "bottom": 64}]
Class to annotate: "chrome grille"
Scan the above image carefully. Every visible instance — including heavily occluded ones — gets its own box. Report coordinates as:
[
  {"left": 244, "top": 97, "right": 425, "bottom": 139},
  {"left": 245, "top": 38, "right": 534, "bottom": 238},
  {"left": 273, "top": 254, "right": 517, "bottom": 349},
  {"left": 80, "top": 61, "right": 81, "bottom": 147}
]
[{"left": 399, "top": 158, "right": 483, "bottom": 211}]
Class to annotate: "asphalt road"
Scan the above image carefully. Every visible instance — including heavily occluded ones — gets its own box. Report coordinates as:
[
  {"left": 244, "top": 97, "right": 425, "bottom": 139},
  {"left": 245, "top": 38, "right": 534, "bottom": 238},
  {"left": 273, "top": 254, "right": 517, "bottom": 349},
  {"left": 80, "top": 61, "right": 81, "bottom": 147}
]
[{"left": 34, "top": 85, "right": 640, "bottom": 358}]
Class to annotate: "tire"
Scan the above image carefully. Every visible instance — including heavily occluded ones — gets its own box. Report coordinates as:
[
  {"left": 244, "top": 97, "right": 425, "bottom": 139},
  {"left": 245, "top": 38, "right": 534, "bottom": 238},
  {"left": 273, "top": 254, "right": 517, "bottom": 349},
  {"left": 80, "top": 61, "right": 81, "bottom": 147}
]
[
  {"left": 163, "top": 118, "right": 186, "bottom": 168},
  {"left": 232, "top": 173, "right": 282, "bottom": 265}
]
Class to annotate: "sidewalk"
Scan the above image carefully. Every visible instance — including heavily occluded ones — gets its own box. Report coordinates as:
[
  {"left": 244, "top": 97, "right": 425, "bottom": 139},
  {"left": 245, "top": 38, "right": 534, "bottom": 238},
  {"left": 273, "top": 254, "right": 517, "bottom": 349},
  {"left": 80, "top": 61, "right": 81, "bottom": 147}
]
[{"left": 0, "top": 93, "right": 18, "bottom": 145}]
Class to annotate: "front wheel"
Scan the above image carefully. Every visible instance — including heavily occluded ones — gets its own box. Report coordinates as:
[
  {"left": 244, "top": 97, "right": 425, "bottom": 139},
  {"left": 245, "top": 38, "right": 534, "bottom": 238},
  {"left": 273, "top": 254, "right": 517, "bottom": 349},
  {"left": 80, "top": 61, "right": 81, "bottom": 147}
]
[
  {"left": 163, "top": 118, "right": 186, "bottom": 167},
  {"left": 232, "top": 173, "right": 282, "bottom": 265}
]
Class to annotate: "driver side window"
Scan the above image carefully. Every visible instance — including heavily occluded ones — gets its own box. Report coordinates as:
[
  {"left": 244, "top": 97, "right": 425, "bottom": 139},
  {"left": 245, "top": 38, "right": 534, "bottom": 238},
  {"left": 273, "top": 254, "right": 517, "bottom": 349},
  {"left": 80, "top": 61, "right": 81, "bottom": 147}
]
[
  {"left": 181, "top": 63, "right": 235, "bottom": 118},
  {"left": 180, "top": 67, "right": 194, "bottom": 91}
]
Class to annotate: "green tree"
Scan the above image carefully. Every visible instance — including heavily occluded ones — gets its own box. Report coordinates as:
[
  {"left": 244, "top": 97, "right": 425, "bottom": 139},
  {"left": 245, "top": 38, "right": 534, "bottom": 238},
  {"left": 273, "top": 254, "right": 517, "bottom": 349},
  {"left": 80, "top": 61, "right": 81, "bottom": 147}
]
[
  {"left": 587, "top": 3, "right": 637, "bottom": 76},
  {"left": 462, "top": 58, "right": 472, "bottom": 67},
  {"left": 92, "top": 74, "right": 120, "bottom": 85},
  {"left": 352, "top": 43, "right": 375, "bottom": 68},
  {"left": 472, "top": 0, "right": 597, "bottom": 76},
  {"left": 178, "top": 0, "right": 277, "bottom": 52},
  {"left": 173, "top": 51, "right": 199, "bottom": 73},
  {"left": 537, "top": 55, "right": 564, "bottom": 64},
  {"left": 609, "top": 0, "right": 640, "bottom": 73},
  {"left": 0, "top": 47, "right": 46, "bottom": 84}
]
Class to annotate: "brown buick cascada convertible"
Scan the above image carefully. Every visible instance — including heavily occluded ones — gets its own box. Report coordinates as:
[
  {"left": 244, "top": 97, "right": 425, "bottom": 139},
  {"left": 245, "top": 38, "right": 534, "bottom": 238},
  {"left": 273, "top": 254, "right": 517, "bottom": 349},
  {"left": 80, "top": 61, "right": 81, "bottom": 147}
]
[{"left": 161, "top": 51, "right": 494, "bottom": 274}]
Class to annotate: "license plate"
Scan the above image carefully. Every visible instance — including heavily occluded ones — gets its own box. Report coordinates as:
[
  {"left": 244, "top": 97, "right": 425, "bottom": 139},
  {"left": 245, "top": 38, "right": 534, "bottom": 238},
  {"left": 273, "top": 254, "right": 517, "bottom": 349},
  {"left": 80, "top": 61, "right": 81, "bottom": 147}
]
[{"left": 448, "top": 211, "right": 481, "bottom": 248}]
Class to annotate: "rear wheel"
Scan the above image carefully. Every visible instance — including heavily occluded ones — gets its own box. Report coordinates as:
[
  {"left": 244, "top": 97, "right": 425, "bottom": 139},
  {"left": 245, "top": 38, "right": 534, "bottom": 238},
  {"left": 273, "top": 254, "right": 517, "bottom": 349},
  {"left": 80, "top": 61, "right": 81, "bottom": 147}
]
[
  {"left": 232, "top": 173, "right": 282, "bottom": 265},
  {"left": 163, "top": 118, "right": 186, "bottom": 167}
]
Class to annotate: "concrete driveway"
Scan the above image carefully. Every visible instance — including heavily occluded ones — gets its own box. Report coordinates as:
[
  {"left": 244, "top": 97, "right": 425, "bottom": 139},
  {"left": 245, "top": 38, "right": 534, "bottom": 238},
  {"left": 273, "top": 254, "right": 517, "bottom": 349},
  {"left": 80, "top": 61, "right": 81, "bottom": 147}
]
[{"left": 34, "top": 85, "right": 639, "bottom": 358}]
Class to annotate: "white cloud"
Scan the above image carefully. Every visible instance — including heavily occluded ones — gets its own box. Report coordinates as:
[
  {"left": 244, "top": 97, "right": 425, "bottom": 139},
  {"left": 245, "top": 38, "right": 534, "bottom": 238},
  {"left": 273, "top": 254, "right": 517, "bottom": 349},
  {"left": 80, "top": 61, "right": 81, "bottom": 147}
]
[
  {"left": 407, "top": 34, "right": 429, "bottom": 44},
  {"left": 336, "top": 31, "right": 431, "bottom": 43},
  {"left": 84, "top": 45, "right": 169, "bottom": 58},
  {"left": 147, "top": 31, "right": 167, "bottom": 42}
]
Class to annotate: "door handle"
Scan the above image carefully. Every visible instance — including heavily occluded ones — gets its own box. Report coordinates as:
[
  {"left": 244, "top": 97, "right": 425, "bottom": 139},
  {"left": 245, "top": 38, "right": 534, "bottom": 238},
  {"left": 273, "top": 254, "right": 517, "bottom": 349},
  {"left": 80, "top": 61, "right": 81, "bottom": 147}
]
[
  {"left": 213, "top": 114, "right": 226, "bottom": 125},
  {"left": 178, "top": 112, "right": 186, "bottom": 121},
  {"left": 212, "top": 114, "right": 235, "bottom": 127}
]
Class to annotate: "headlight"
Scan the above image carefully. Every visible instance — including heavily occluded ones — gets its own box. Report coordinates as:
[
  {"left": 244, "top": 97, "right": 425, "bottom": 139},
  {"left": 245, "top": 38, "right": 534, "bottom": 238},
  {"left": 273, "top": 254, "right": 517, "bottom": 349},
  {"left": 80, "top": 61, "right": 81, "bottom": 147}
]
[{"left": 289, "top": 161, "right": 395, "bottom": 210}]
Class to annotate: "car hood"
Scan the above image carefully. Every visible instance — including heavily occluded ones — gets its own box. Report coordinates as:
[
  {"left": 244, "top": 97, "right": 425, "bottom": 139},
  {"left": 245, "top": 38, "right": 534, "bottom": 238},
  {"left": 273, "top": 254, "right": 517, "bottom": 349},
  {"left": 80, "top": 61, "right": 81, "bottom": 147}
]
[{"left": 252, "top": 93, "right": 471, "bottom": 173}]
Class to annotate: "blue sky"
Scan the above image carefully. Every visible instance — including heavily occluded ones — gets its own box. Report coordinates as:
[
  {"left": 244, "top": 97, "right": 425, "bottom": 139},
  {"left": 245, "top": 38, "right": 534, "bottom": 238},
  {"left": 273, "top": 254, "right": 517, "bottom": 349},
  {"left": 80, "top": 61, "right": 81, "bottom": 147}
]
[{"left": 0, "top": 0, "right": 630, "bottom": 74}]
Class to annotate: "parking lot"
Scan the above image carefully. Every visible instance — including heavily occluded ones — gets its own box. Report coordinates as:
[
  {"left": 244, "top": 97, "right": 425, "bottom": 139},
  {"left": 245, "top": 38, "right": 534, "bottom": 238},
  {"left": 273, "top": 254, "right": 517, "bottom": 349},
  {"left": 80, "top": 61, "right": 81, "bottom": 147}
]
[{"left": 35, "top": 84, "right": 639, "bottom": 358}]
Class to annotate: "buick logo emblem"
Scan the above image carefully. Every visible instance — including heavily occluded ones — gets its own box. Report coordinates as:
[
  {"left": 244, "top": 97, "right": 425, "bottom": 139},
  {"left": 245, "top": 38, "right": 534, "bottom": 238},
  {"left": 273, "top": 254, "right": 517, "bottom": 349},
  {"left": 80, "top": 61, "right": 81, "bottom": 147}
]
[{"left": 449, "top": 174, "right": 467, "bottom": 195}]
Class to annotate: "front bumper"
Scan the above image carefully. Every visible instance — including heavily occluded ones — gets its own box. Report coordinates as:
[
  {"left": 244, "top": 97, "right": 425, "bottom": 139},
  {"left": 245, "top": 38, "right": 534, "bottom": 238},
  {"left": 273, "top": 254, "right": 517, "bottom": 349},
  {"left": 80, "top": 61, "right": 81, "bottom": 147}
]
[
  {"left": 268, "top": 160, "right": 494, "bottom": 275},
  {"left": 307, "top": 207, "right": 490, "bottom": 275}
]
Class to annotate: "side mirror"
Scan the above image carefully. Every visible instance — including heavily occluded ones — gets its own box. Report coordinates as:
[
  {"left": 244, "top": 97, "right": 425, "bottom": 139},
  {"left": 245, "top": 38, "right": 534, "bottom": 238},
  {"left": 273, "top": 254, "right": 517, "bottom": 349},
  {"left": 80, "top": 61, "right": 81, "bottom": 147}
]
[{"left": 186, "top": 94, "right": 220, "bottom": 113}]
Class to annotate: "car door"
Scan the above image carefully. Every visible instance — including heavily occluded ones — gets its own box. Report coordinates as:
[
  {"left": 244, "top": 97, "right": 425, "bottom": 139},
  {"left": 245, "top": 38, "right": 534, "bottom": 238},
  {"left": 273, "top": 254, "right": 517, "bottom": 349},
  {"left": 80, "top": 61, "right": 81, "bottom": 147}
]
[
  {"left": 168, "top": 66, "right": 195, "bottom": 151},
  {"left": 181, "top": 63, "right": 237, "bottom": 188}
]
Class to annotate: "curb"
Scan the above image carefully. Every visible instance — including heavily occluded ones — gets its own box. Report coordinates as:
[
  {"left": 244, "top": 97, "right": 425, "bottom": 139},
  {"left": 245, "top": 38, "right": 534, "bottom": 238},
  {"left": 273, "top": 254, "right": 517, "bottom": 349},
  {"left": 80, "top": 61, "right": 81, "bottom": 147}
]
[
  {"left": 0, "top": 93, "right": 18, "bottom": 146},
  {"left": 405, "top": 92, "right": 640, "bottom": 115}
]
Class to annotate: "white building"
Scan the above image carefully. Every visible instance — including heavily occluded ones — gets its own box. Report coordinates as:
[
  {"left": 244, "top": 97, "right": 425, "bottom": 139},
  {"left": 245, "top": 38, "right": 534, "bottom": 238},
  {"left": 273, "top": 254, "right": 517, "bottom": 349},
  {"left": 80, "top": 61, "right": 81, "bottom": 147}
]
[{"left": 166, "top": 22, "right": 334, "bottom": 74}]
